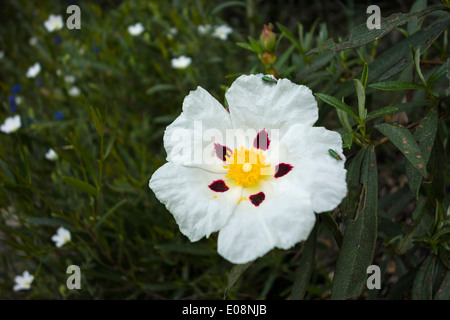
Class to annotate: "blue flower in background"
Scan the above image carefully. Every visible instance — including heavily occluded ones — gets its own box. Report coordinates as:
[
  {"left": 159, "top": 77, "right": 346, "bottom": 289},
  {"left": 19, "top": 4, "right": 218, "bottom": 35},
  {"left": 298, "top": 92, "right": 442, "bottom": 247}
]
[
  {"left": 55, "top": 34, "right": 62, "bottom": 45},
  {"left": 55, "top": 111, "right": 63, "bottom": 120},
  {"left": 36, "top": 78, "right": 43, "bottom": 87},
  {"left": 12, "top": 84, "right": 20, "bottom": 93},
  {"left": 9, "top": 95, "right": 17, "bottom": 113}
]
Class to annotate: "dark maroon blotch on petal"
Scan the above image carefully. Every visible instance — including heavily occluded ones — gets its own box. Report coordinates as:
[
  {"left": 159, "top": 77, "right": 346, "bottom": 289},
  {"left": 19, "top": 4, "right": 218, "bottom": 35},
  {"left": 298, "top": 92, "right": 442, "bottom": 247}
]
[
  {"left": 249, "top": 192, "right": 265, "bottom": 207},
  {"left": 274, "top": 163, "right": 293, "bottom": 178},
  {"left": 208, "top": 179, "right": 229, "bottom": 192},
  {"left": 253, "top": 129, "right": 270, "bottom": 150},
  {"left": 214, "top": 143, "right": 233, "bottom": 161}
]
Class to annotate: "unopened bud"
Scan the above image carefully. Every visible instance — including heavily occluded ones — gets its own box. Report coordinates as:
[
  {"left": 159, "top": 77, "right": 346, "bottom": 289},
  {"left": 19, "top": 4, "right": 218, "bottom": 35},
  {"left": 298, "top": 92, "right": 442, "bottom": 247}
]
[
  {"left": 261, "top": 52, "right": 276, "bottom": 65},
  {"left": 260, "top": 23, "right": 276, "bottom": 52}
]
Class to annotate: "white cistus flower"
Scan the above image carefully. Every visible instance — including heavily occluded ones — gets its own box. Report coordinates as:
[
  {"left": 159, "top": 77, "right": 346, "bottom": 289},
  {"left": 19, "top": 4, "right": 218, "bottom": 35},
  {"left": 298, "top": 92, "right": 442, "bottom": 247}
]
[
  {"left": 26, "top": 62, "right": 41, "bottom": 78},
  {"left": 171, "top": 55, "right": 192, "bottom": 69},
  {"left": 212, "top": 24, "right": 233, "bottom": 40},
  {"left": 197, "top": 24, "right": 212, "bottom": 35},
  {"left": 68, "top": 86, "right": 81, "bottom": 97},
  {"left": 13, "top": 271, "right": 34, "bottom": 292},
  {"left": 44, "top": 14, "right": 64, "bottom": 32},
  {"left": 1, "top": 115, "right": 21, "bottom": 134},
  {"left": 45, "top": 148, "right": 58, "bottom": 161},
  {"left": 51, "top": 226, "right": 71, "bottom": 248},
  {"left": 149, "top": 74, "right": 347, "bottom": 264},
  {"left": 128, "top": 22, "right": 144, "bottom": 36}
]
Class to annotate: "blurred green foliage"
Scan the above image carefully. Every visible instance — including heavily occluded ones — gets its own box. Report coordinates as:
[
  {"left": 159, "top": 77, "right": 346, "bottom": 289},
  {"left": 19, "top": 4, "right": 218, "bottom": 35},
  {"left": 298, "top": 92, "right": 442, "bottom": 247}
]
[{"left": 0, "top": 0, "right": 449, "bottom": 300}]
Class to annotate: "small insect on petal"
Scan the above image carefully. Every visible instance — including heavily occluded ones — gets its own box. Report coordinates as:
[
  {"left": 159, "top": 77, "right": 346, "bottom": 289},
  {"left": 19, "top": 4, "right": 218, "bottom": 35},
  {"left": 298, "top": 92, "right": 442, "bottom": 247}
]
[
  {"left": 262, "top": 76, "right": 277, "bottom": 84},
  {"left": 328, "top": 149, "right": 343, "bottom": 160}
]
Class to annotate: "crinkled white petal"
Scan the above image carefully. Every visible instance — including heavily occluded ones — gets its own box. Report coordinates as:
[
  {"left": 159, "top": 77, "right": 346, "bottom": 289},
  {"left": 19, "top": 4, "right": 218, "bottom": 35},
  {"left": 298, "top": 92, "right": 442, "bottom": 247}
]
[
  {"left": 164, "top": 86, "right": 232, "bottom": 173},
  {"left": 217, "top": 179, "right": 315, "bottom": 264},
  {"left": 149, "top": 162, "right": 242, "bottom": 242},
  {"left": 226, "top": 74, "right": 318, "bottom": 137},
  {"left": 280, "top": 124, "right": 347, "bottom": 213}
]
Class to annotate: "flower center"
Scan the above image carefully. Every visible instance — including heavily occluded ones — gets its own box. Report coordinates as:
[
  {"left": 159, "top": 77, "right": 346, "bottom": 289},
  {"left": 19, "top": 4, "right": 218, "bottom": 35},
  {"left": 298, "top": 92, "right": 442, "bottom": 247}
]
[{"left": 224, "top": 146, "right": 271, "bottom": 188}]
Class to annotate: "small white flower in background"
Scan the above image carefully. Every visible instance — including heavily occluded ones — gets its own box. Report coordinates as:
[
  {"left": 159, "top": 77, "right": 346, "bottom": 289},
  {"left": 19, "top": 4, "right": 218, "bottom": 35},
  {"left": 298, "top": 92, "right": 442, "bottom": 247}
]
[
  {"left": 128, "top": 22, "right": 144, "bottom": 36},
  {"left": 171, "top": 55, "right": 192, "bottom": 69},
  {"left": 197, "top": 24, "right": 212, "bottom": 35},
  {"left": 64, "top": 75, "right": 76, "bottom": 83},
  {"left": 29, "top": 36, "right": 38, "bottom": 46},
  {"left": 149, "top": 74, "right": 347, "bottom": 264},
  {"left": 26, "top": 62, "right": 41, "bottom": 78},
  {"left": 15, "top": 96, "right": 23, "bottom": 105},
  {"left": 0, "top": 50, "right": 4, "bottom": 59},
  {"left": 212, "top": 24, "right": 233, "bottom": 40},
  {"left": 169, "top": 27, "right": 178, "bottom": 35},
  {"left": 13, "top": 271, "right": 34, "bottom": 292},
  {"left": 45, "top": 148, "right": 58, "bottom": 161},
  {"left": 51, "top": 226, "right": 71, "bottom": 248},
  {"left": 44, "top": 14, "right": 64, "bottom": 32},
  {"left": 0, "top": 115, "right": 21, "bottom": 134},
  {"left": 68, "top": 86, "right": 81, "bottom": 97}
]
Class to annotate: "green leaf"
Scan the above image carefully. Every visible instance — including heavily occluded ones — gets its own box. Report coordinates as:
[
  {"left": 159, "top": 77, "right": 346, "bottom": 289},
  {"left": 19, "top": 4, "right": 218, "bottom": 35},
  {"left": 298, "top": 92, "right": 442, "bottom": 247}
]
[
  {"left": 28, "top": 217, "right": 76, "bottom": 231},
  {"left": 354, "top": 79, "right": 366, "bottom": 120},
  {"left": 145, "top": 84, "right": 177, "bottom": 96},
  {"left": 224, "top": 261, "right": 253, "bottom": 299},
  {"left": 276, "top": 22, "right": 302, "bottom": 53},
  {"left": 315, "top": 93, "right": 359, "bottom": 120},
  {"left": 427, "top": 58, "right": 448, "bottom": 87},
  {"left": 405, "top": 106, "right": 438, "bottom": 199},
  {"left": 412, "top": 255, "right": 436, "bottom": 299},
  {"left": 369, "top": 81, "right": 424, "bottom": 90},
  {"left": 375, "top": 123, "right": 427, "bottom": 178},
  {"left": 346, "top": 146, "right": 368, "bottom": 189},
  {"left": 291, "top": 223, "right": 317, "bottom": 300},
  {"left": 95, "top": 199, "right": 128, "bottom": 230},
  {"left": 331, "top": 145, "right": 378, "bottom": 299},
  {"left": 307, "top": 5, "right": 446, "bottom": 55},
  {"left": 87, "top": 105, "right": 104, "bottom": 137},
  {"left": 62, "top": 176, "right": 98, "bottom": 196},
  {"left": 365, "top": 106, "right": 399, "bottom": 121},
  {"left": 407, "top": 0, "right": 428, "bottom": 35},
  {"left": 0, "top": 158, "right": 16, "bottom": 183},
  {"left": 361, "top": 63, "right": 369, "bottom": 89},
  {"left": 211, "top": 1, "right": 245, "bottom": 15}
]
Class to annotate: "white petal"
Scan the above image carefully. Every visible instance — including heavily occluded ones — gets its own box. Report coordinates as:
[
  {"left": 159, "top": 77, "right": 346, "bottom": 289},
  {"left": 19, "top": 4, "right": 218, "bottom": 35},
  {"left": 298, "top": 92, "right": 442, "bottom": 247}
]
[
  {"left": 149, "top": 162, "right": 242, "bottom": 241},
  {"left": 217, "top": 179, "right": 316, "bottom": 264},
  {"left": 280, "top": 124, "right": 347, "bottom": 213},
  {"left": 226, "top": 74, "right": 318, "bottom": 137},
  {"left": 163, "top": 86, "right": 232, "bottom": 172}
]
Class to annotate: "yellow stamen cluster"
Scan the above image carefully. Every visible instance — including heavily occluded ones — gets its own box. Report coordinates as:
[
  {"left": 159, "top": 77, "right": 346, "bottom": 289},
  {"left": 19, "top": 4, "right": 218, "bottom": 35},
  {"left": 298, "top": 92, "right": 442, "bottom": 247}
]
[{"left": 223, "top": 146, "right": 271, "bottom": 188}]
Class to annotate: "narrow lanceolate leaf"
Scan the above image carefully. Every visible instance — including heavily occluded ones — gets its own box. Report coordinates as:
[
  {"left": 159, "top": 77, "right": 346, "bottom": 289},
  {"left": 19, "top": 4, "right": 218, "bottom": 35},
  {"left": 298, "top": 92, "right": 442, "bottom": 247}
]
[
  {"left": 375, "top": 123, "right": 427, "bottom": 178},
  {"left": 331, "top": 145, "right": 378, "bottom": 300},
  {"left": 427, "top": 59, "right": 448, "bottom": 87},
  {"left": 369, "top": 81, "right": 424, "bottom": 91},
  {"left": 365, "top": 106, "right": 399, "bottom": 121},
  {"left": 360, "top": 63, "right": 369, "bottom": 89},
  {"left": 224, "top": 261, "right": 253, "bottom": 299},
  {"left": 354, "top": 79, "right": 366, "bottom": 120},
  {"left": 306, "top": 5, "right": 446, "bottom": 55},
  {"left": 315, "top": 93, "right": 359, "bottom": 120},
  {"left": 412, "top": 255, "right": 436, "bottom": 300},
  {"left": 62, "top": 176, "right": 98, "bottom": 196},
  {"left": 405, "top": 106, "right": 438, "bottom": 199},
  {"left": 291, "top": 223, "right": 317, "bottom": 300}
]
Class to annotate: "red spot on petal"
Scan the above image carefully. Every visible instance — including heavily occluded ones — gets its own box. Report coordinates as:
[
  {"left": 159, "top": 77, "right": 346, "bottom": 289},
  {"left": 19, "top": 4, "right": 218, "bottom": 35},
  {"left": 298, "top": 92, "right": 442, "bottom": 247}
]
[
  {"left": 274, "top": 163, "right": 293, "bottom": 178},
  {"left": 253, "top": 129, "right": 270, "bottom": 150},
  {"left": 249, "top": 192, "right": 265, "bottom": 206},
  {"left": 208, "top": 180, "right": 229, "bottom": 192},
  {"left": 214, "top": 143, "right": 232, "bottom": 161}
]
